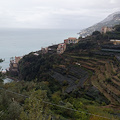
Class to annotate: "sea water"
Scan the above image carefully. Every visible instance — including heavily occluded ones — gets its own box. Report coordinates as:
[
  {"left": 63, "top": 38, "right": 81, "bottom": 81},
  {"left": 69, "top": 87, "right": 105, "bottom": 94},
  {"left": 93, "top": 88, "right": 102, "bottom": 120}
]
[
  {"left": 0, "top": 28, "right": 79, "bottom": 70},
  {"left": 3, "top": 78, "right": 13, "bottom": 84}
]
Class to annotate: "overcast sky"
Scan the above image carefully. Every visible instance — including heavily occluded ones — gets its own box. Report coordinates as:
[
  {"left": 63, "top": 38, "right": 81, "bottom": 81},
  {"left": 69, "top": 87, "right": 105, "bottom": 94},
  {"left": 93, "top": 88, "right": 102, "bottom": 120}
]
[{"left": 0, "top": 0, "right": 120, "bottom": 29}]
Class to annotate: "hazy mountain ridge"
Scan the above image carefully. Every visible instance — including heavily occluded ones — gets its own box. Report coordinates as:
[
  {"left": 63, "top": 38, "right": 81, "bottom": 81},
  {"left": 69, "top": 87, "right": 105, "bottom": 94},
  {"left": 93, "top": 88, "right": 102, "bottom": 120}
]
[{"left": 80, "top": 11, "right": 120, "bottom": 36}]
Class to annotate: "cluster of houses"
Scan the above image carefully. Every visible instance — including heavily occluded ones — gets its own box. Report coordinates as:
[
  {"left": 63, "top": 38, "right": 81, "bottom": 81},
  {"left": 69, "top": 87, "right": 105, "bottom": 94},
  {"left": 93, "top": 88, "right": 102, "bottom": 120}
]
[
  {"left": 9, "top": 27, "right": 120, "bottom": 75},
  {"left": 40, "top": 37, "right": 79, "bottom": 55},
  {"left": 9, "top": 37, "right": 79, "bottom": 75},
  {"left": 57, "top": 37, "right": 79, "bottom": 54},
  {"left": 41, "top": 45, "right": 58, "bottom": 54},
  {"left": 101, "top": 26, "right": 120, "bottom": 45},
  {"left": 37, "top": 26, "right": 120, "bottom": 55}
]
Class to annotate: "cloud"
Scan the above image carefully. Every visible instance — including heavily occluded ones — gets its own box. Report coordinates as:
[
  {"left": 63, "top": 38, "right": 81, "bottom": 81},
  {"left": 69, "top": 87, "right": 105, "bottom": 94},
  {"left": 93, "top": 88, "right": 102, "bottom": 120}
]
[
  {"left": 0, "top": 0, "right": 120, "bottom": 29},
  {"left": 110, "top": 0, "right": 117, "bottom": 4}
]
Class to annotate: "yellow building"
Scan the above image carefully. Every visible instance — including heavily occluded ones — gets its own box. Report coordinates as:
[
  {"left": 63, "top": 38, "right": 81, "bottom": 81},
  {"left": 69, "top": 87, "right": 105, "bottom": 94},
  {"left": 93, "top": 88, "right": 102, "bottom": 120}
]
[{"left": 110, "top": 40, "right": 120, "bottom": 45}]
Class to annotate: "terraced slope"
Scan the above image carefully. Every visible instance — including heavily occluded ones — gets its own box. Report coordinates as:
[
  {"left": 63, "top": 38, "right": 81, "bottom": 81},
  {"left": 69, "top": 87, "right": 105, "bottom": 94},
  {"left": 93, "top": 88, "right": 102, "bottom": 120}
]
[
  {"left": 51, "top": 65, "right": 88, "bottom": 93},
  {"left": 64, "top": 53, "right": 120, "bottom": 105}
]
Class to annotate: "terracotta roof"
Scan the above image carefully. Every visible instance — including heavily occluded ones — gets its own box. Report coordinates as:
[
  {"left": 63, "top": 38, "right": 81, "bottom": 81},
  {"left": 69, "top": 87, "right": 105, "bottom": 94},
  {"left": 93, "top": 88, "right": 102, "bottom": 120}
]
[
  {"left": 64, "top": 39, "right": 68, "bottom": 41},
  {"left": 68, "top": 37, "right": 77, "bottom": 40}
]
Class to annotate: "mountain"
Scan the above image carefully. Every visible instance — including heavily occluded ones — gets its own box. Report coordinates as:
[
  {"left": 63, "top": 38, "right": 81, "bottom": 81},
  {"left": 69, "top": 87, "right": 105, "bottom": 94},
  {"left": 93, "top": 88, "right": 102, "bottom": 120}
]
[{"left": 79, "top": 11, "right": 120, "bottom": 37}]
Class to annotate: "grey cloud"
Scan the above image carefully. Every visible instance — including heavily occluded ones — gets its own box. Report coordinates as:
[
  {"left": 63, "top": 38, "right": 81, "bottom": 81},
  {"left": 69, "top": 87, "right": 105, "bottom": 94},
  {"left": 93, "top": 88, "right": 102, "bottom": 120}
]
[{"left": 0, "top": 0, "right": 120, "bottom": 29}]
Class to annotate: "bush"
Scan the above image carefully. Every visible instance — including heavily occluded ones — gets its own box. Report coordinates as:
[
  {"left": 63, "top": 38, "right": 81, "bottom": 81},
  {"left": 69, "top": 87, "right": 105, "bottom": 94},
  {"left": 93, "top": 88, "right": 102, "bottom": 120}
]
[{"left": 106, "top": 78, "right": 112, "bottom": 83}]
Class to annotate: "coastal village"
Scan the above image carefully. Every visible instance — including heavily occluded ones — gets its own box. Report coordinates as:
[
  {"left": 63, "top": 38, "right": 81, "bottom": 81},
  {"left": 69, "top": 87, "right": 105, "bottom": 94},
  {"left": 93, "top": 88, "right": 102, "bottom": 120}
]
[
  {"left": 0, "top": 0, "right": 120, "bottom": 118},
  {"left": 8, "top": 26, "right": 120, "bottom": 76},
  {"left": 40, "top": 37, "right": 79, "bottom": 54},
  {"left": 2, "top": 25, "right": 120, "bottom": 120},
  {"left": 8, "top": 37, "right": 79, "bottom": 75}
]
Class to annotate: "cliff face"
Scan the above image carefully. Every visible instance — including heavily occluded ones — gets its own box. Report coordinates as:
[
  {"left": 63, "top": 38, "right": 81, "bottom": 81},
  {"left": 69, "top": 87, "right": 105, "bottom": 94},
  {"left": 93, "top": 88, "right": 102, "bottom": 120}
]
[{"left": 79, "top": 11, "right": 120, "bottom": 36}]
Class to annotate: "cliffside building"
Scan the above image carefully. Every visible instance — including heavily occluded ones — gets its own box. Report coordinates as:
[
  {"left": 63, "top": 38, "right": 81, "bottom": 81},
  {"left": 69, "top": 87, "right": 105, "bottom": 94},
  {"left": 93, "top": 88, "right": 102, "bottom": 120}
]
[
  {"left": 57, "top": 43, "right": 66, "bottom": 54},
  {"left": 64, "top": 37, "right": 79, "bottom": 44},
  {"left": 9, "top": 56, "right": 22, "bottom": 76},
  {"left": 101, "top": 26, "right": 115, "bottom": 34}
]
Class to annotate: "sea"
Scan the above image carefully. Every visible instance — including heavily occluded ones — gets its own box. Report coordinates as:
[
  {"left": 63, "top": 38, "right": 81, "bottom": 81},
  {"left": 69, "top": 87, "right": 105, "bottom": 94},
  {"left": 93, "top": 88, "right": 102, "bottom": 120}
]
[{"left": 0, "top": 28, "right": 80, "bottom": 70}]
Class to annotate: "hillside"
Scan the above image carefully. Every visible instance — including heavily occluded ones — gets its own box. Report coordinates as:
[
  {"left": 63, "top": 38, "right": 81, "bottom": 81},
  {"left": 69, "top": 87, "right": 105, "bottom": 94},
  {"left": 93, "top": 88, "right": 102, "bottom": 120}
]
[
  {"left": 1, "top": 25, "right": 120, "bottom": 120},
  {"left": 79, "top": 11, "right": 120, "bottom": 36},
  {"left": 16, "top": 26, "right": 120, "bottom": 118}
]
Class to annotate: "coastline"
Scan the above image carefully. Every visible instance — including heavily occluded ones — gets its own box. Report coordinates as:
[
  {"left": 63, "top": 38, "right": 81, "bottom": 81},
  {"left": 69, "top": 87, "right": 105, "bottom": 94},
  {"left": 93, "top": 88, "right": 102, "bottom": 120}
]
[{"left": 0, "top": 29, "right": 79, "bottom": 70}]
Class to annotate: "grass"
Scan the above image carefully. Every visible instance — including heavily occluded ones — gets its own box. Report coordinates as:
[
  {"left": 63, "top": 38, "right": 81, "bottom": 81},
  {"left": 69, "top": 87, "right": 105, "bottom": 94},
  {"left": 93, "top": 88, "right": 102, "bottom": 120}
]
[
  {"left": 110, "top": 63, "right": 117, "bottom": 75},
  {"left": 113, "top": 76, "right": 120, "bottom": 82},
  {"left": 87, "top": 105, "right": 120, "bottom": 120},
  {"left": 112, "top": 79, "right": 120, "bottom": 86},
  {"left": 105, "top": 83, "right": 120, "bottom": 96}
]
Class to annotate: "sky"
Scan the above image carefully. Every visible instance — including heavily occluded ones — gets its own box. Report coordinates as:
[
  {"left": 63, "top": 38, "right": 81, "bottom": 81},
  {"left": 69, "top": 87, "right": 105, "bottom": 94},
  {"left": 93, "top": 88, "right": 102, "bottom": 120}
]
[{"left": 0, "top": 0, "right": 120, "bottom": 29}]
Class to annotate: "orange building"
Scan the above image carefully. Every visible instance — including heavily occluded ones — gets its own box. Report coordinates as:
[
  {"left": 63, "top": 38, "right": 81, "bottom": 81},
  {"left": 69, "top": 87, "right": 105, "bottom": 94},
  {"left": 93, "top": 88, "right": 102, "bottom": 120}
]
[{"left": 15, "top": 56, "right": 22, "bottom": 63}]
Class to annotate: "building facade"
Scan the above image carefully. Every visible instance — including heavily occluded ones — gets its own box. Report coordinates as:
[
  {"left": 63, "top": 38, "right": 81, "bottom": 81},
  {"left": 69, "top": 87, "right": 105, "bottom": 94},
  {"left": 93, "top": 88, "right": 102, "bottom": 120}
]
[
  {"left": 101, "top": 26, "right": 115, "bottom": 34},
  {"left": 57, "top": 43, "right": 66, "bottom": 54},
  {"left": 64, "top": 37, "right": 79, "bottom": 44},
  {"left": 9, "top": 56, "right": 23, "bottom": 76},
  {"left": 15, "top": 56, "right": 23, "bottom": 63}
]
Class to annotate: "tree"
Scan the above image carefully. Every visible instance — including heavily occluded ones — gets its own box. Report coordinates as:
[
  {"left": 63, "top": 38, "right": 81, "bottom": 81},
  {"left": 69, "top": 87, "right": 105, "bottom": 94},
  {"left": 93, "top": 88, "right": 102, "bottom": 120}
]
[
  {"left": 7, "top": 101, "right": 22, "bottom": 120},
  {"left": 20, "top": 90, "right": 51, "bottom": 120},
  {"left": 51, "top": 91, "right": 61, "bottom": 103},
  {"left": 0, "top": 59, "right": 3, "bottom": 63},
  {"left": 115, "top": 25, "right": 120, "bottom": 32},
  {"left": 92, "top": 31, "right": 101, "bottom": 36}
]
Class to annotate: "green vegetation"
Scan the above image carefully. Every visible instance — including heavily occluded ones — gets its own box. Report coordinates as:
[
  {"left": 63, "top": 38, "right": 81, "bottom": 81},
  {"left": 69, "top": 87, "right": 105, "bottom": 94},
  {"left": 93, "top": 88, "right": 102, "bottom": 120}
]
[
  {"left": 4, "top": 49, "right": 119, "bottom": 119},
  {"left": 115, "top": 24, "right": 120, "bottom": 32},
  {"left": 0, "top": 80, "right": 119, "bottom": 120},
  {"left": 0, "top": 59, "right": 3, "bottom": 64},
  {"left": 1, "top": 25, "right": 120, "bottom": 119}
]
